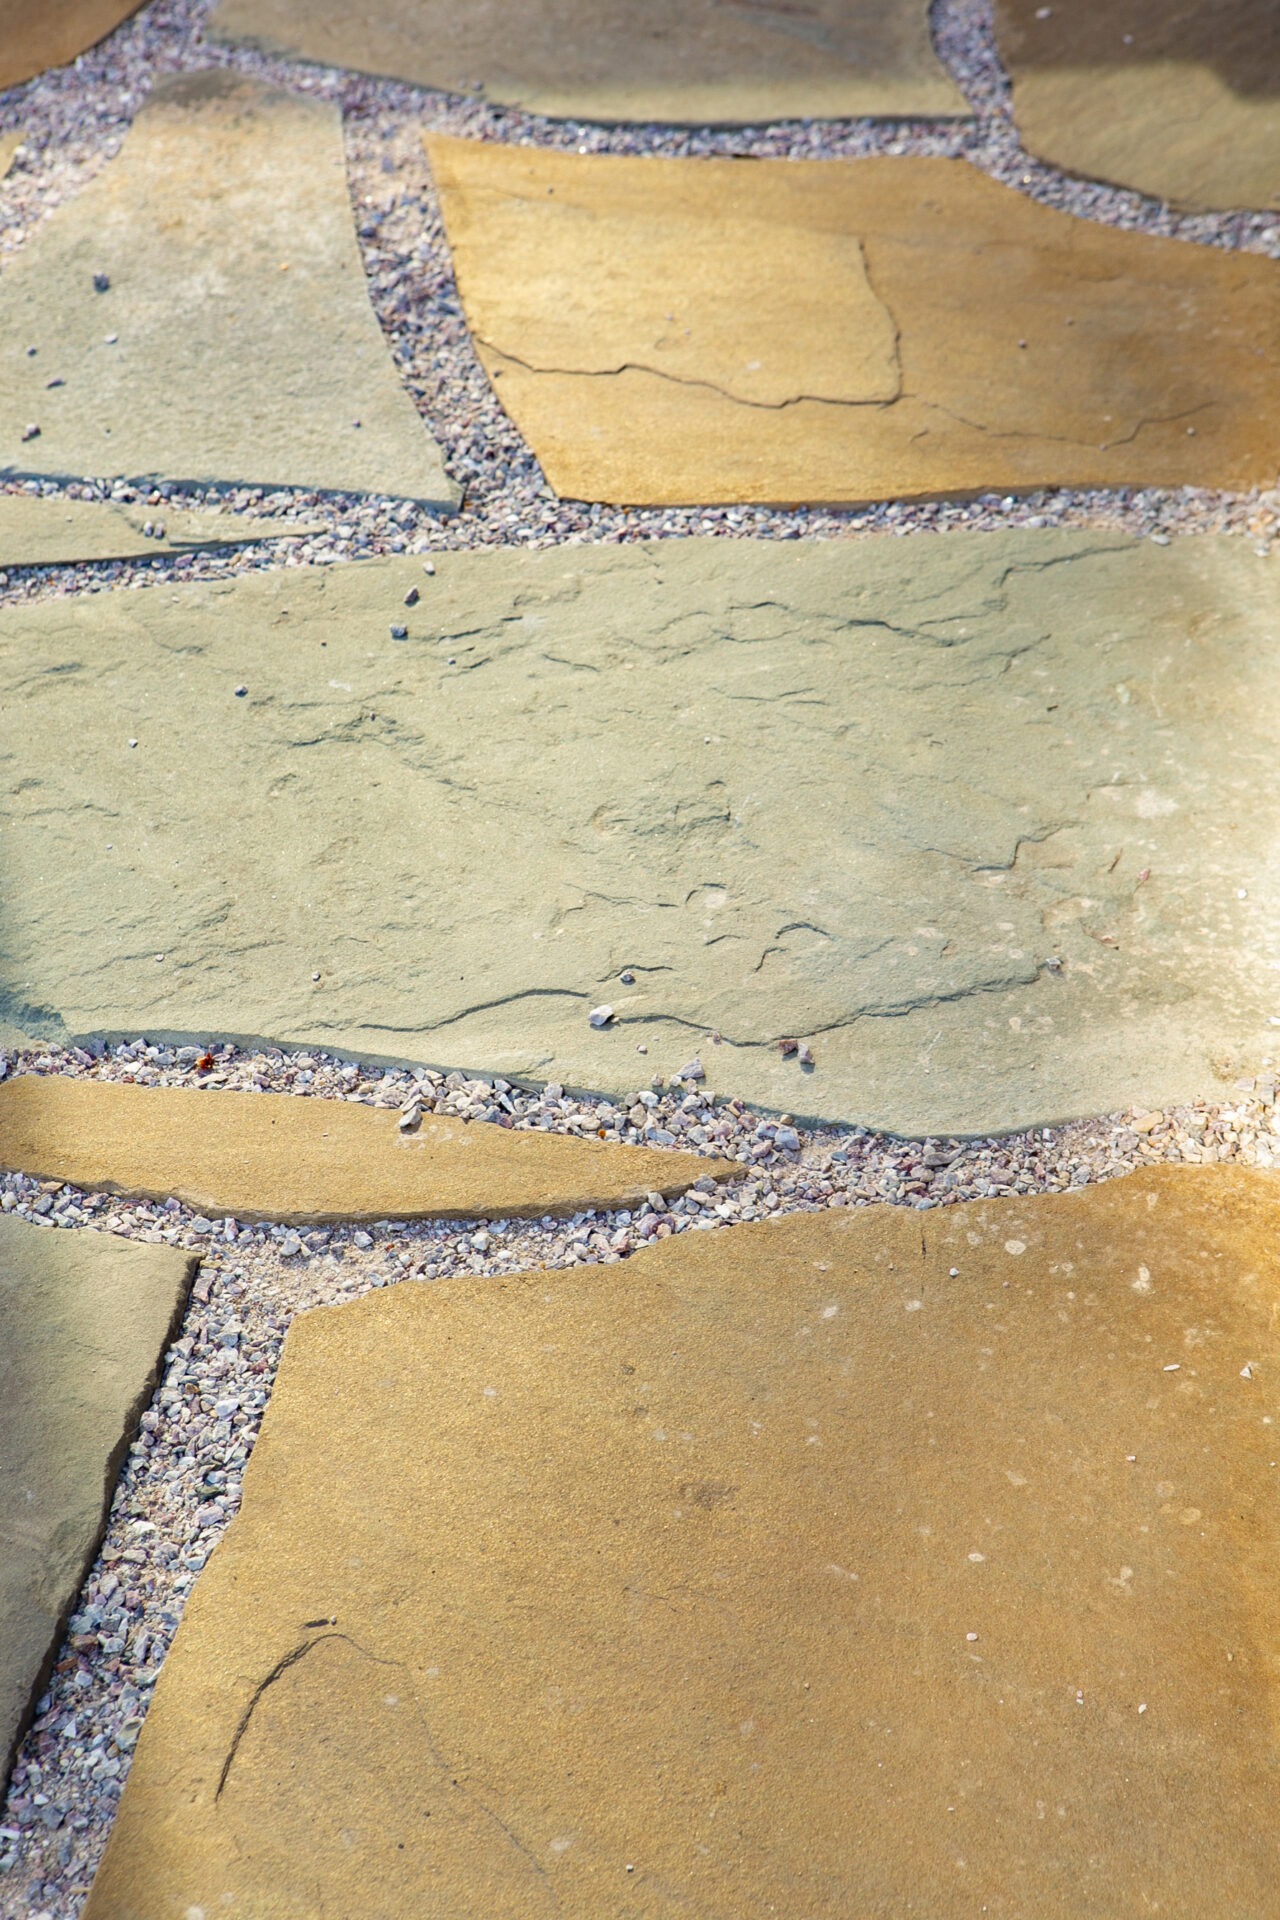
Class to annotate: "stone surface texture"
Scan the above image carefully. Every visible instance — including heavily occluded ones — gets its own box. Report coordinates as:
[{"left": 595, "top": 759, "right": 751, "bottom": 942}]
[
  {"left": 208, "top": 0, "right": 966, "bottom": 125},
  {"left": 0, "top": 0, "right": 143, "bottom": 92},
  {"left": 995, "top": 0, "right": 1280, "bottom": 214},
  {"left": 0, "top": 1215, "right": 195, "bottom": 1790},
  {"left": 2, "top": 533, "right": 1279, "bottom": 1136},
  {"left": 84, "top": 1168, "right": 1280, "bottom": 1918},
  {"left": 0, "top": 72, "right": 458, "bottom": 509},
  {"left": 0, "top": 1075, "right": 737, "bottom": 1223},
  {"left": 427, "top": 137, "right": 1280, "bottom": 507},
  {"left": 0, "top": 496, "right": 322, "bottom": 567}
]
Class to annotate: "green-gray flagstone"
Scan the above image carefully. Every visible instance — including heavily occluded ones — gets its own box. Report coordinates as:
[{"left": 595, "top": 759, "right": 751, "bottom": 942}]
[
  {"left": 0, "top": 1217, "right": 196, "bottom": 1790},
  {"left": 0, "top": 495, "right": 323, "bottom": 567},
  {"left": 0, "top": 71, "right": 458, "bottom": 510},
  {"left": 1, "top": 532, "right": 1276, "bottom": 1135}
]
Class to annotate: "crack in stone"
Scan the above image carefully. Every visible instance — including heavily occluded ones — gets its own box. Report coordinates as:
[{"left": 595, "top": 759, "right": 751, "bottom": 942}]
[
  {"left": 215, "top": 1630, "right": 399, "bottom": 1801},
  {"left": 479, "top": 338, "right": 900, "bottom": 412}
]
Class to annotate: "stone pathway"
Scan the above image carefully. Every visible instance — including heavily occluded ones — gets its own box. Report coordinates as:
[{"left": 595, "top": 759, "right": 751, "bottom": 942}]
[
  {"left": 3, "top": 0, "right": 1279, "bottom": 1913},
  {"left": 430, "top": 135, "right": 1280, "bottom": 505},
  {"left": 207, "top": 0, "right": 968, "bottom": 125},
  {"left": 0, "top": 1218, "right": 194, "bottom": 1786},
  {"left": 2, "top": 533, "right": 1278, "bottom": 1135},
  {"left": 995, "top": 0, "right": 1280, "bottom": 213},
  {"left": 0, "top": 1075, "right": 737, "bottom": 1222},
  {"left": 83, "top": 1168, "right": 1280, "bottom": 1918},
  {"left": 0, "top": 70, "right": 457, "bottom": 506}
]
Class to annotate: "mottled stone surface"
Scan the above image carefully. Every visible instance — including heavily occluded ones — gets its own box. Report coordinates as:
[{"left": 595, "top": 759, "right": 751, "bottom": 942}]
[
  {"left": 0, "top": 496, "right": 322, "bottom": 567},
  {"left": 0, "top": 72, "right": 458, "bottom": 508},
  {"left": 995, "top": 0, "right": 1280, "bottom": 213},
  {"left": 0, "top": 1076, "right": 736, "bottom": 1223},
  {"left": 84, "top": 1169, "right": 1280, "bottom": 1919},
  {"left": 0, "top": 1217, "right": 195, "bottom": 1790},
  {"left": 208, "top": 0, "right": 966, "bottom": 125},
  {"left": 2, "top": 533, "right": 1278, "bottom": 1135},
  {"left": 0, "top": 0, "right": 143, "bottom": 92},
  {"left": 428, "top": 138, "right": 1279, "bottom": 506}
]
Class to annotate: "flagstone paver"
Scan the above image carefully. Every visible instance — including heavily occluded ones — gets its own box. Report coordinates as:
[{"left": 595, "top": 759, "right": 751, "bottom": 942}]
[
  {"left": 3, "top": 532, "right": 1279, "bottom": 1136},
  {"left": 0, "top": 1, "right": 143, "bottom": 92},
  {"left": 0, "top": 1216, "right": 195, "bottom": 1789},
  {"left": 0, "top": 495, "right": 323, "bottom": 567},
  {"left": 427, "top": 137, "right": 1280, "bottom": 506},
  {"left": 208, "top": 0, "right": 966, "bottom": 125},
  {"left": 994, "top": 0, "right": 1280, "bottom": 214},
  {"left": 0, "top": 1075, "right": 738, "bottom": 1222},
  {"left": 0, "top": 71, "right": 459, "bottom": 509},
  {"left": 84, "top": 1167, "right": 1280, "bottom": 1917}
]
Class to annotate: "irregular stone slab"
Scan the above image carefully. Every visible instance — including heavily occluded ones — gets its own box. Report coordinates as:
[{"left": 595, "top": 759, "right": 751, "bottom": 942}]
[
  {"left": 427, "top": 137, "right": 1280, "bottom": 505},
  {"left": 0, "top": 1075, "right": 737, "bottom": 1222},
  {"left": 84, "top": 1168, "right": 1280, "bottom": 1918},
  {"left": 0, "top": 495, "right": 323, "bottom": 567},
  {"left": 0, "top": 135, "right": 20, "bottom": 177},
  {"left": 0, "top": 1216, "right": 195, "bottom": 1790},
  {"left": 0, "top": 1, "right": 143, "bottom": 92},
  {"left": 208, "top": 0, "right": 967, "bottom": 125},
  {"left": 995, "top": 0, "right": 1279, "bottom": 213},
  {"left": 2, "top": 532, "right": 1279, "bottom": 1136},
  {"left": 0, "top": 72, "right": 458, "bottom": 509}
]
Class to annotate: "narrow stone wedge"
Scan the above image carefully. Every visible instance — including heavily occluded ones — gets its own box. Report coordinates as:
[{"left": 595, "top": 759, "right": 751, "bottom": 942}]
[
  {"left": 0, "top": 1076, "right": 737, "bottom": 1223},
  {"left": 0, "top": 71, "right": 458, "bottom": 508},
  {"left": 0, "top": 495, "right": 323, "bottom": 567},
  {"left": 84, "top": 1168, "right": 1280, "bottom": 1918},
  {"left": 995, "top": 0, "right": 1280, "bottom": 213},
  {"left": 0, "top": 1, "right": 143, "bottom": 92},
  {"left": 0, "top": 1217, "right": 195, "bottom": 1791},
  {"left": 1, "top": 533, "right": 1277, "bottom": 1135},
  {"left": 427, "top": 137, "right": 1279, "bottom": 505},
  {"left": 208, "top": 0, "right": 967, "bottom": 124}
]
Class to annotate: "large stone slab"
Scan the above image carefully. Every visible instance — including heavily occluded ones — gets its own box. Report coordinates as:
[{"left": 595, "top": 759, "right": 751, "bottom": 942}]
[
  {"left": 0, "top": 495, "right": 323, "bottom": 567},
  {"left": 2, "top": 533, "right": 1279, "bottom": 1136},
  {"left": 427, "top": 137, "right": 1280, "bottom": 506},
  {"left": 84, "top": 1168, "right": 1280, "bottom": 1918},
  {"left": 208, "top": 0, "right": 967, "bottom": 125},
  {"left": 0, "top": 1, "right": 143, "bottom": 92},
  {"left": 995, "top": 0, "right": 1279, "bottom": 214},
  {"left": 0, "top": 72, "right": 458, "bottom": 509},
  {"left": 0, "top": 1216, "right": 195, "bottom": 1790},
  {"left": 0, "top": 1075, "right": 737, "bottom": 1222}
]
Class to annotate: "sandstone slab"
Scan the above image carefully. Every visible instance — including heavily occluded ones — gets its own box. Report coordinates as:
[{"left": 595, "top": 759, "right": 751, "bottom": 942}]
[
  {"left": 0, "top": 0, "right": 143, "bottom": 92},
  {"left": 427, "top": 137, "right": 1280, "bottom": 506},
  {"left": 995, "top": 0, "right": 1279, "bottom": 213},
  {"left": 2, "top": 533, "right": 1279, "bottom": 1136},
  {"left": 0, "top": 72, "right": 458, "bottom": 508},
  {"left": 85, "top": 1168, "right": 1280, "bottom": 1918},
  {"left": 0, "top": 1216, "right": 195, "bottom": 1789},
  {"left": 0, "top": 495, "right": 323, "bottom": 567},
  {"left": 208, "top": 0, "right": 966, "bottom": 125},
  {"left": 0, "top": 1075, "right": 737, "bottom": 1222}
]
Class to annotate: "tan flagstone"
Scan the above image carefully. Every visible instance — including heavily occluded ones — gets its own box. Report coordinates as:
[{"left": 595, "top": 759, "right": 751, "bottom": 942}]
[
  {"left": 0, "top": 71, "right": 458, "bottom": 508},
  {"left": 2, "top": 532, "right": 1279, "bottom": 1137},
  {"left": 0, "top": 1075, "right": 737, "bottom": 1223},
  {"left": 0, "top": 1216, "right": 195, "bottom": 1789},
  {"left": 0, "top": 134, "right": 20, "bottom": 178},
  {"left": 0, "top": 495, "right": 323, "bottom": 567},
  {"left": 208, "top": 0, "right": 967, "bottom": 125},
  {"left": 84, "top": 1168, "right": 1280, "bottom": 1918},
  {"left": 427, "top": 136, "right": 1280, "bottom": 506},
  {"left": 995, "top": 0, "right": 1280, "bottom": 213},
  {"left": 0, "top": 0, "right": 143, "bottom": 92}
]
